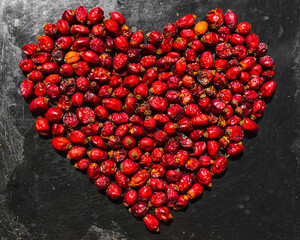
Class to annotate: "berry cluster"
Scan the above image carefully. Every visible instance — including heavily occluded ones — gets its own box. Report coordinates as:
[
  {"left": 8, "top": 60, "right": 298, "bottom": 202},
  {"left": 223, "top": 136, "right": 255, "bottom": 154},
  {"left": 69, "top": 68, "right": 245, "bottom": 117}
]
[{"left": 19, "top": 6, "right": 276, "bottom": 232}]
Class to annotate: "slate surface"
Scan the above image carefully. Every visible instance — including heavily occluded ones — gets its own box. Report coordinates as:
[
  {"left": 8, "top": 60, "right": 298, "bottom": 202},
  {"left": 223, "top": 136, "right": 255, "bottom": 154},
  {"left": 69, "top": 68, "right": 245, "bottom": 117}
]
[{"left": 0, "top": 0, "right": 299, "bottom": 239}]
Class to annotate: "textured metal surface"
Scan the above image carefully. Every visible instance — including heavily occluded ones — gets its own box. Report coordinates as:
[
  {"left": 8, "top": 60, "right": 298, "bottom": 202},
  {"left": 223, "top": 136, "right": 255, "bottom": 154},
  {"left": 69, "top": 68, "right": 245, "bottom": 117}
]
[{"left": 0, "top": 0, "right": 299, "bottom": 239}]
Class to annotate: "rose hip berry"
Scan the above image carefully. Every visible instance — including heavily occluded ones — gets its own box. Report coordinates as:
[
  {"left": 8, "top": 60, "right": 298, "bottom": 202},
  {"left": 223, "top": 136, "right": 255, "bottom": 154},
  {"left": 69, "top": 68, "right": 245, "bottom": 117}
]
[
  {"left": 75, "top": 158, "right": 90, "bottom": 171},
  {"left": 143, "top": 214, "right": 159, "bottom": 232},
  {"left": 94, "top": 175, "right": 110, "bottom": 190},
  {"left": 138, "top": 185, "right": 153, "bottom": 202},
  {"left": 130, "top": 202, "right": 148, "bottom": 218},
  {"left": 35, "top": 117, "right": 50, "bottom": 136},
  {"left": 154, "top": 206, "right": 172, "bottom": 222},
  {"left": 106, "top": 183, "right": 122, "bottom": 200},
  {"left": 87, "top": 163, "right": 101, "bottom": 180},
  {"left": 67, "top": 146, "right": 87, "bottom": 160},
  {"left": 124, "top": 189, "right": 138, "bottom": 206},
  {"left": 187, "top": 183, "right": 204, "bottom": 199}
]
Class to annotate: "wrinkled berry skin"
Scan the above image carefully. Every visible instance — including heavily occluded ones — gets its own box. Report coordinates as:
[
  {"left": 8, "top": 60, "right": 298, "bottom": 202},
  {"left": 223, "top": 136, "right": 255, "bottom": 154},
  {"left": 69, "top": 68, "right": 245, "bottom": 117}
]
[
  {"left": 51, "top": 124, "right": 65, "bottom": 136},
  {"left": 130, "top": 169, "right": 149, "bottom": 188},
  {"left": 95, "top": 175, "right": 110, "bottom": 190},
  {"left": 227, "top": 142, "right": 244, "bottom": 156},
  {"left": 201, "top": 32, "right": 219, "bottom": 47},
  {"left": 149, "top": 192, "right": 167, "bottom": 207},
  {"left": 200, "top": 51, "right": 214, "bottom": 69},
  {"left": 82, "top": 122, "right": 102, "bottom": 136},
  {"left": 21, "top": 79, "right": 34, "bottom": 98},
  {"left": 165, "top": 184, "right": 179, "bottom": 207},
  {"left": 225, "top": 125, "right": 244, "bottom": 142},
  {"left": 237, "top": 22, "right": 251, "bottom": 35},
  {"left": 164, "top": 23, "right": 178, "bottom": 37},
  {"left": 255, "top": 43, "right": 268, "bottom": 57},
  {"left": 59, "top": 11, "right": 73, "bottom": 24},
  {"left": 211, "top": 156, "right": 227, "bottom": 175},
  {"left": 87, "top": 163, "right": 101, "bottom": 180},
  {"left": 177, "top": 173, "right": 195, "bottom": 193},
  {"left": 196, "top": 168, "right": 212, "bottom": 187},
  {"left": 139, "top": 137, "right": 155, "bottom": 152},
  {"left": 102, "top": 98, "right": 123, "bottom": 112},
  {"left": 224, "top": 10, "right": 238, "bottom": 31},
  {"left": 124, "top": 189, "right": 138, "bottom": 206},
  {"left": 88, "top": 148, "right": 108, "bottom": 162},
  {"left": 67, "top": 146, "right": 87, "bottom": 160},
  {"left": 187, "top": 183, "right": 203, "bottom": 199},
  {"left": 176, "top": 14, "right": 196, "bottom": 29},
  {"left": 100, "top": 160, "right": 116, "bottom": 176},
  {"left": 207, "top": 140, "right": 220, "bottom": 159},
  {"left": 121, "top": 159, "right": 140, "bottom": 176},
  {"left": 29, "top": 97, "right": 49, "bottom": 115},
  {"left": 167, "top": 104, "right": 185, "bottom": 122},
  {"left": 150, "top": 163, "right": 166, "bottom": 178},
  {"left": 138, "top": 185, "right": 152, "bottom": 202},
  {"left": 19, "top": 59, "right": 35, "bottom": 72},
  {"left": 35, "top": 117, "right": 50, "bottom": 136},
  {"left": 147, "top": 31, "right": 164, "bottom": 46},
  {"left": 88, "top": 7, "right": 104, "bottom": 25},
  {"left": 154, "top": 206, "right": 172, "bottom": 222},
  {"left": 106, "top": 183, "right": 122, "bottom": 200},
  {"left": 68, "top": 130, "right": 86, "bottom": 145},
  {"left": 166, "top": 169, "right": 181, "bottom": 182},
  {"left": 205, "top": 126, "right": 225, "bottom": 139},
  {"left": 143, "top": 214, "right": 159, "bottom": 232},
  {"left": 139, "top": 154, "right": 152, "bottom": 169},
  {"left": 173, "top": 195, "right": 189, "bottom": 211},
  {"left": 22, "top": 44, "right": 39, "bottom": 56},
  {"left": 246, "top": 33, "right": 260, "bottom": 54},
  {"left": 206, "top": 8, "right": 224, "bottom": 29},
  {"left": 75, "top": 6, "right": 88, "bottom": 24},
  {"left": 240, "top": 118, "right": 259, "bottom": 132},
  {"left": 131, "top": 202, "right": 148, "bottom": 218},
  {"left": 259, "top": 80, "right": 277, "bottom": 98},
  {"left": 51, "top": 137, "right": 71, "bottom": 151},
  {"left": 75, "top": 158, "right": 90, "bottom": 171},
  {"left": 239, "top": 56, "right": 256, "bottom": 71}
]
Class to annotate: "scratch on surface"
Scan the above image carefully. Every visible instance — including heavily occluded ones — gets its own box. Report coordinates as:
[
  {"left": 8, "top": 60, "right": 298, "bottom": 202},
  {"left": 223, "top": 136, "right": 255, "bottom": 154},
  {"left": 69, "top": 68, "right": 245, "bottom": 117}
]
[
  {"left": 278, "top": 24, "right": 283, "bottom": 38},
  {"left": 0, "top": 121, "right": 24, "bottom": 162}
]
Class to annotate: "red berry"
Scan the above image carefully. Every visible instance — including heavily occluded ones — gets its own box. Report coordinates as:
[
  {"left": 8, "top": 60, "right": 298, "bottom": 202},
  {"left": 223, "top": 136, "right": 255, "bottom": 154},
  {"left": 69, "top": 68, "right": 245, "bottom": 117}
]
[
  {"left": 95, "top": 175, "right": 110, "bottom": 190},
  {"left": 124, "top": 189, "right": 138, "bottom": 206},
  {"left": 143, "top": 214, "right": 160, "bottom": 232}
]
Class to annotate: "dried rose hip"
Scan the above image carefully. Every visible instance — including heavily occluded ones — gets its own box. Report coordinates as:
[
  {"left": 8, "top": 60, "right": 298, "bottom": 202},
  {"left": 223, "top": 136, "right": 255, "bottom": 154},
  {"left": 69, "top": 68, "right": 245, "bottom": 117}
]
[
  {"left": 35, "top": 117, "right": 50, "bottom": 136},
  {"left": 187, "top": 183, "right": 203, "bottom": 199},
  {"left": 124, "top": 189, "right": 138, "bottom": 206},
  {"left": 106, "top": 183, "right": 122, "bottom": 200},
  {"left": 75, "top": 158, "right": 90, "bottom": 171},
  {"left": 51, "top": 136, "right": 71, "bottom": 151},
  {"left": 87, "top": 163, "right": 100, "bottom": 180},
  {"left": 130, "top": 202, "right": 148, "bottom": 218},
  {"left": 143, "top": 214, "right": 159, "bottom": 232}
]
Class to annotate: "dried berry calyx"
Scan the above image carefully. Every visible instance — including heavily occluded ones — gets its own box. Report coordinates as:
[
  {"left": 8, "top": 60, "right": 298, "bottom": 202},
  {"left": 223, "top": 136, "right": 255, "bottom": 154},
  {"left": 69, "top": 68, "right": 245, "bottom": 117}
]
[{"left": 20, "top": 6, "right": 276, "bottom": 232}]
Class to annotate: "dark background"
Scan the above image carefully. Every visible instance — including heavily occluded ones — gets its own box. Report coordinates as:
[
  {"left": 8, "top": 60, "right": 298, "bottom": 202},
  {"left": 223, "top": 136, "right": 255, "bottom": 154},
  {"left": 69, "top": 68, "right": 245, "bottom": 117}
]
[{"left": 0, "top": 0, "right": 299, "bottom": 239}]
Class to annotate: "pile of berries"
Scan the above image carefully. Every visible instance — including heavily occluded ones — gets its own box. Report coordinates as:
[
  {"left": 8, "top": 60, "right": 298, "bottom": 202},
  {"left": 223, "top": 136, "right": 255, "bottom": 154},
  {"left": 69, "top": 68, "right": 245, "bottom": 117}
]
[{"left": 19, "top": 6, "right": 276, "bottom": 232}]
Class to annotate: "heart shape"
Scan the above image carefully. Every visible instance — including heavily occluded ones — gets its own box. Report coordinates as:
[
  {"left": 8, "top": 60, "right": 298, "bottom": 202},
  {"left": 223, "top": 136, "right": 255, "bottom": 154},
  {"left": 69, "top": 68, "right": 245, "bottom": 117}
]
[{"left": 19, "top": 6, "right": 276, "bottom": 232}]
